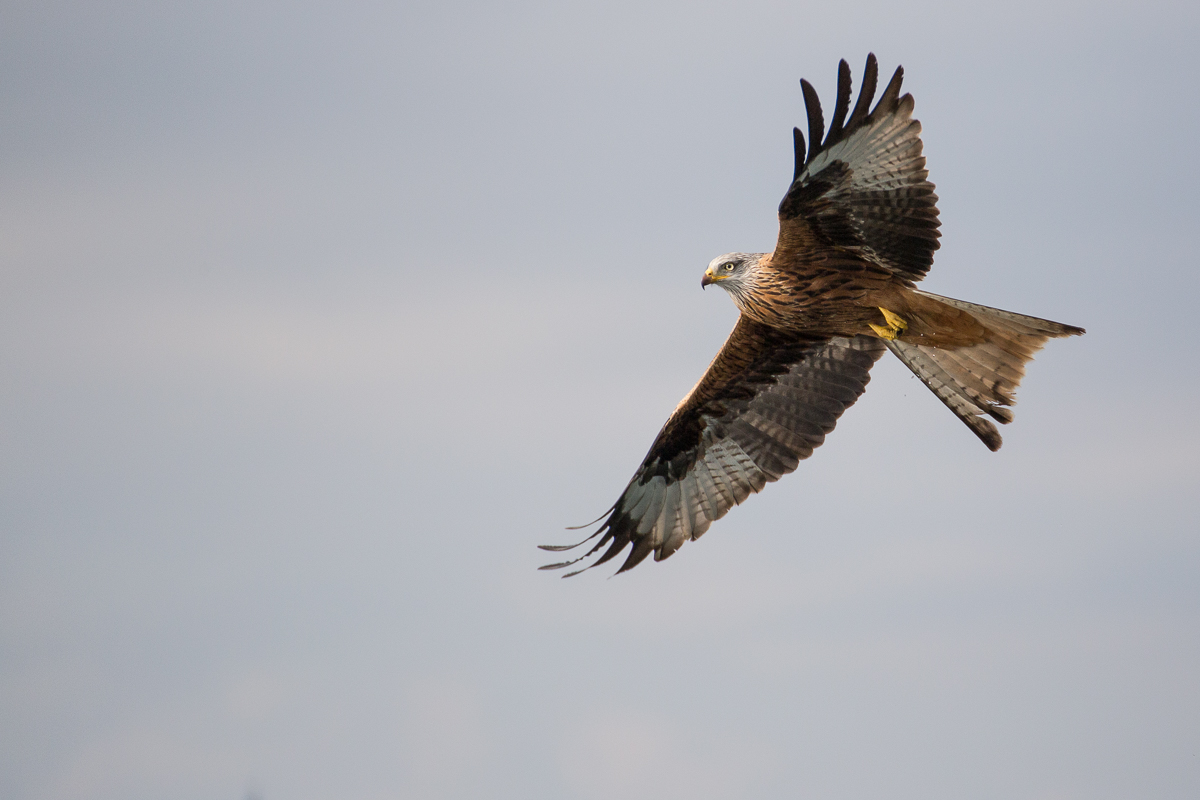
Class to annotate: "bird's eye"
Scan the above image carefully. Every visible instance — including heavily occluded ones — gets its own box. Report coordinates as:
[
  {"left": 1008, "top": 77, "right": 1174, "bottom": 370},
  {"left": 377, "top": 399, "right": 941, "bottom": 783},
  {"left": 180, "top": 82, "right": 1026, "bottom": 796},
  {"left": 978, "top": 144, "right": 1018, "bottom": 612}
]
[{"left": 723, "top": 262, "right": 735, "bottom": 271}]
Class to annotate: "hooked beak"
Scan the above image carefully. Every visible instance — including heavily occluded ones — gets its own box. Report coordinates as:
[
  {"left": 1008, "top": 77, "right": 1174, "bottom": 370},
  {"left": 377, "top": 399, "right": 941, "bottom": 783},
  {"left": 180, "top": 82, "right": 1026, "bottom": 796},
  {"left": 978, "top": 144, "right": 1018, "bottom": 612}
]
[{"left": 701, "top": 269, "right": 716, "bottom": 288}]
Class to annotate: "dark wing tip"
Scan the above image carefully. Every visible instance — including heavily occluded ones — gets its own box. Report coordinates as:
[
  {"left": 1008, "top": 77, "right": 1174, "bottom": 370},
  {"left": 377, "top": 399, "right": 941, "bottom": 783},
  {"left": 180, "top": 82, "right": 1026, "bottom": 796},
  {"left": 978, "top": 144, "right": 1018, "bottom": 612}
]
[
  {"left": 845, "top": 53, "right": 878, "bottom": 130},
  {"left": 538, "top": 524, "right": 604, "bottom": 552},
  {"left": 564, "top": 505, "right": 615, "bottom": 530},
  {"left": 615, "top": 537, "right": 655, "bottom": 574},
  {"left": 539, "top": 524, "right": 619, "bottom": 573},
  {"left": 794, "top": 54, "right": 902, "bottom": 174},
  {"left": 799, "top": 78, "right": 824, "bottom": 167},
  {"left": 792, "top": 127, "right": 806, "bottom": 181},
  {"left": 873, "top": 64, "right": 905, "bottom": 117},
  {"left": 825, "top": 59, "right": 853, "bottom": 145}
]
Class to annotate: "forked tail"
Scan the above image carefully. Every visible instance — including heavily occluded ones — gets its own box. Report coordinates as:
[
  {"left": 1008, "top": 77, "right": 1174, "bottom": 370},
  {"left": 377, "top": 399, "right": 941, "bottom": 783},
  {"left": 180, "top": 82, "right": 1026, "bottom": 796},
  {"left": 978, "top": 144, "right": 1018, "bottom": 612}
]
[{"left": 887, "top": 290, "right": 1084, "bottom": 450}]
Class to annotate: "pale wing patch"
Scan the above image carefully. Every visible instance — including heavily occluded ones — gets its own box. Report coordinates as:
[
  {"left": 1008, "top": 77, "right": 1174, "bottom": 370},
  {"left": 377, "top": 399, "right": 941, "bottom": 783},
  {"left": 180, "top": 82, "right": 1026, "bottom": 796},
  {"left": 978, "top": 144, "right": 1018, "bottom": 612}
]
[{"left": 800, "top": 98, "right": 922, "bottom": 192}]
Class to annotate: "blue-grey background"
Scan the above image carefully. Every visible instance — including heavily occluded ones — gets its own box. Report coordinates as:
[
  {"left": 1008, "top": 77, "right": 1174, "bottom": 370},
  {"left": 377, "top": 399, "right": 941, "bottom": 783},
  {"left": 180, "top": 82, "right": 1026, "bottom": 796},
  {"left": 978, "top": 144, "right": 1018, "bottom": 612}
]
[{"left": 3, "top": 1, "right": 1197, "bottom": 798}]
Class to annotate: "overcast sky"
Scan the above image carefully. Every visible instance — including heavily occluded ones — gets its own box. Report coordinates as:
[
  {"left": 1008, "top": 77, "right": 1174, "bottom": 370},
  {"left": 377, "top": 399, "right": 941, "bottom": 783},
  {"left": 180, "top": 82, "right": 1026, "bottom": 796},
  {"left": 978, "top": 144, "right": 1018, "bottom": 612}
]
[{"left": 2, "top": 1, "right": 1198, "bottom": 799}]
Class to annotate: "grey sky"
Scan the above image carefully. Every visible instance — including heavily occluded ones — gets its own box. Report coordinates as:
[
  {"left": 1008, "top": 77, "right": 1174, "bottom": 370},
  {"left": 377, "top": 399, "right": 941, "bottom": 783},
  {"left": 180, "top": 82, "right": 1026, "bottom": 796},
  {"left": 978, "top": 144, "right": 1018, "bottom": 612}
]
[{"left": 2, "top": 1, "right": 1198, "bottom": 798}]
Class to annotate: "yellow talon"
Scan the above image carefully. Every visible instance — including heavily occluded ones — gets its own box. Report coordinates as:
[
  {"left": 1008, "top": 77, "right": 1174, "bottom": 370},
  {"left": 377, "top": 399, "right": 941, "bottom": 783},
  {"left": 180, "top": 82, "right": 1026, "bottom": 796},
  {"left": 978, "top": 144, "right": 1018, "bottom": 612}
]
[
  {"left": 869, "top": 307, "right": 908, "bottom": 340},
  {"left": 880, "top": 307, "right": 907, "bottom": 330}
]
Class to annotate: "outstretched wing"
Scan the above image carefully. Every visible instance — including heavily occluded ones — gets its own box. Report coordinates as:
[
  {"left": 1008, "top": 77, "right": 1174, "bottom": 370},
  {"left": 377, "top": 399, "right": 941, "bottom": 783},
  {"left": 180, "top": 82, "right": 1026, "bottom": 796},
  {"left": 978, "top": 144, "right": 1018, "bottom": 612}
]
[
  {"left": 772, "top": 54, "right": 940, "bottom": 283},
  {"left": 541, "top": 318, "right": 885, "bottom": 576}
]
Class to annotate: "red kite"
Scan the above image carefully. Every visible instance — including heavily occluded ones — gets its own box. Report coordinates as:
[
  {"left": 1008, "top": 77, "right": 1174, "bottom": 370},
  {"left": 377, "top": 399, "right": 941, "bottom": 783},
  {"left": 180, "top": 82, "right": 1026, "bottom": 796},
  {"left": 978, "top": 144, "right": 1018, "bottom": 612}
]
[{"left": 542, "top": 55, "right": 1083, "bottom": 576}]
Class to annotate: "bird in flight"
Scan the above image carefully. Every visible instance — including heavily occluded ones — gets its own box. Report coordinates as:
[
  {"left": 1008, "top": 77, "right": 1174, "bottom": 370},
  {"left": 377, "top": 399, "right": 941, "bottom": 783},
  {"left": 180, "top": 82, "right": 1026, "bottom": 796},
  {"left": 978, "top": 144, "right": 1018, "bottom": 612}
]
[{"left": 542, "top": 54, "right": 1083, "bottom": 577}]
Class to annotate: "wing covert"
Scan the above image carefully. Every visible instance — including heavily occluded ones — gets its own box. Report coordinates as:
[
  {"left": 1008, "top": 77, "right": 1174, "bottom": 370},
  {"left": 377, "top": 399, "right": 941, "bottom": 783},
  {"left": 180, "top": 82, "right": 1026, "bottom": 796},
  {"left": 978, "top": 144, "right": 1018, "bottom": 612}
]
[{"left": 540, "top": 319, "right": 886, "bottom": 576}]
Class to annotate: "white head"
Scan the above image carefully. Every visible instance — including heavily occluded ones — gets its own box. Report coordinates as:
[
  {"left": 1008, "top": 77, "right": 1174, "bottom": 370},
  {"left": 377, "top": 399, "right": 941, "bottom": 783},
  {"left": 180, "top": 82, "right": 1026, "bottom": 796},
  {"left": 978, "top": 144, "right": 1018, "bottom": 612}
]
[{"left": 701, "top": 252, "right": 761, "bottom": 304}]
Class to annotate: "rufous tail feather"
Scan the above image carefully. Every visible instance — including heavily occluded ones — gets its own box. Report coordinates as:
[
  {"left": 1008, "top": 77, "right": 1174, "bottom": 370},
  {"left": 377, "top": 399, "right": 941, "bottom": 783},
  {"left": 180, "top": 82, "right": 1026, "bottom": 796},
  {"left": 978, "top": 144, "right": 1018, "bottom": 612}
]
[{"left": 887, "top": 290, "right": 1083, "bottom": 451}]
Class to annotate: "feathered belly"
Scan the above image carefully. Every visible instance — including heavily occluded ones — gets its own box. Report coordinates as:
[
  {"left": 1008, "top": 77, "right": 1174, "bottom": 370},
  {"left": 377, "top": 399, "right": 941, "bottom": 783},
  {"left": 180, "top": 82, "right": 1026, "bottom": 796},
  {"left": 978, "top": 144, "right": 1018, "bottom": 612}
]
[
  {"left": 734, "top": 270, "right": 897, "bottom": 337},
  {"left": 736, "top": 276, "right": 992, "bottom": 348}
]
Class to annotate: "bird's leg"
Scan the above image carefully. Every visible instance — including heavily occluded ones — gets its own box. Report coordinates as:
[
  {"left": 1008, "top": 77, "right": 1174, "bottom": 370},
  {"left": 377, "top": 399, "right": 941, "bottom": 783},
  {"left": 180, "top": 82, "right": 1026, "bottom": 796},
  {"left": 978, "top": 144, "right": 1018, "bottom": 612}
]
[{"left": 869, "top": 307, "right": 908, "bottom": 340}]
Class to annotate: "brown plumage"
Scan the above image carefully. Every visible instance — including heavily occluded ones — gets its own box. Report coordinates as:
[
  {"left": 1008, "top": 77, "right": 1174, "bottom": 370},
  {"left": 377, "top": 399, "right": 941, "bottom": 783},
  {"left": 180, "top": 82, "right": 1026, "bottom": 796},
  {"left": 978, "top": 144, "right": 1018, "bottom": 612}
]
[{"left": 542, "top": 54, "right": 1083, "bottom": 577}]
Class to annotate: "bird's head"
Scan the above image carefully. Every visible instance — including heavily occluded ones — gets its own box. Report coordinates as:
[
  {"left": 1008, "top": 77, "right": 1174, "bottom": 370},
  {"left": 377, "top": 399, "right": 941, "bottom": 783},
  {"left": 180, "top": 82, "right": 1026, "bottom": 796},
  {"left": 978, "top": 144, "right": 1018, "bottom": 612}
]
[{"left": 702, "top": 253, "right": 757, "bottom": 293}]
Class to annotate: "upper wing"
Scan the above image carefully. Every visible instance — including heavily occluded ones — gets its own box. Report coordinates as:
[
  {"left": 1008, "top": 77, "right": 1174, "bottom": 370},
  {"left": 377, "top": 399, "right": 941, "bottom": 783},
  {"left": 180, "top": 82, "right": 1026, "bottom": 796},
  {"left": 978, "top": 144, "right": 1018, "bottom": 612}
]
[
  {"left": 541, "top": 318, "right": 886, "bottom": 576},
  {"left": 772, "top": 54, "right": 941, "bottom": 283}
]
